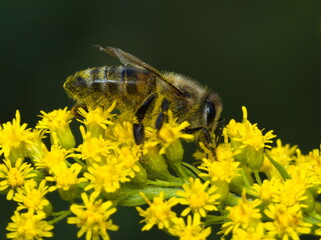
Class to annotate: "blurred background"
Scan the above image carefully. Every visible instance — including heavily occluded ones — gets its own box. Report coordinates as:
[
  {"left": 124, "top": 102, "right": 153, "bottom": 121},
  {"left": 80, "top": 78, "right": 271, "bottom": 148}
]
[{"left": 0, "top": 0, "right": 320, "bottom": 239}]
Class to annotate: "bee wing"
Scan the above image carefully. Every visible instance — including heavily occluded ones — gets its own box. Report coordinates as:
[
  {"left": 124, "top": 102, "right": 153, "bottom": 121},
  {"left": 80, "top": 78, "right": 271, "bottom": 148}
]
[{"left": 94, "top": 45, "right": 184, "bottom": 95}]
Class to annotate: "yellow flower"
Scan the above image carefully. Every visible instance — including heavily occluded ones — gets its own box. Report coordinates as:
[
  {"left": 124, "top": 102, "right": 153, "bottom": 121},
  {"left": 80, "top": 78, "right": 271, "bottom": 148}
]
[
  {"left": 146, "top": 110, "right": 193, "bottom": 155},
  {"left": 116, "top": 145, "right": 141, "bottom": 173},
  {"left": 75, "top": 126, "right": 115, "bottom": 164},
  {"left": 261, "top": 139, "right": 297, "bottom": 178},
  {"left": 34, "top": 144, "right": 70, "bottom": 171},
  {"left": 176, "top": 178, "right": 220, "bottom": 218},
  {"left": 0, "top": 158, "right": 37, "bottom": 200},
  {"left": 224, "top": 106, "right": 276, "bottom": 170},
  {"left": 231, "top": 222, "right": 269, "bottom": 240},
  {"left": 264, "top": 204, "right": 312, "bottom": 240},
  {"left": 136, "top": 191, "right": 178, "bottom": 231},
  {"left": 13, "top": 180, "right": 51, "bottom": 214},
  {"left": 6, "top": 211, "right": 53, "bottom": 239},
  {"left": 67, "top": 192, "right": 118, "bottom": 240},
  {"left": 77, "top": 103, "right": 116, "bottom": 138},
  {"left": 169, "top": 214, "right": 211, "bottom": 240},
  {"left": 225, "top": 106, "right": 276, "bottom": 150},
  {"left": 314, "top": 222, "right": 321, "bottom": 237},
  {"left": 272, "top": 178, "right": 307, "bottom": 208},
  {"left": 46, "top": 162, "right": 82, "bottom": 191},
  {"left": 25, "top": 130, "right": 48, "bottom": 162},
  {"left": 110, "top": 120, "right": 135, "bottom": 146},
  {"left": 36, "top": 107, "right": 75, "bottom": 149},
  {"left": 269, "top": 139, "right": 297, "bottom": 166},
  {"left": 199, "top": 157, "right": 240, "bottom": 183},
  {"left": 83, "top": 160, "right": 132, "bottom": 194},
  {"left": 0, "top": 110, "right": 32, "bottom": 160},
  {"left": 251, "top": 178, "right": 280, "bottom": 205},
  {"left": 220, "top": 191, "right": 262, "bottom": 236},
  {"left": 46, "top": 162, "right": 82, "bottom": 201}
]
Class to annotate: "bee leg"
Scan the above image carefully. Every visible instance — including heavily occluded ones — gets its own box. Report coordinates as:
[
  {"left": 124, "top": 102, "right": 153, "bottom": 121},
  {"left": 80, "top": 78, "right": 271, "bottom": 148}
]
[
  {"left": 213, "top": 117, "right": 225, "bottom": 146},
  {"left": 184, "top": 127, "right": 212, "bottom": 144},
  {"left": 133, "top": 93, "right": 158, "bottom": 145},
  {"left": 71, "top": 103, "right": 87, "bottom": 118},
  {"left": 155, "top": 98, "right": 170, "bottom": 130},
  {"left": 133, "top": 123, "right": 145, "bottom": 145},
  {"left": 135, "top": 93, "right": 158, "bottom": 122}
]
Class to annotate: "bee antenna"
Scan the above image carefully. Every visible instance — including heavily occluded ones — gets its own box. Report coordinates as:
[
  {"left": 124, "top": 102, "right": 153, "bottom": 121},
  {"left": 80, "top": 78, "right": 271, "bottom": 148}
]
[{"left": 92, "top": 44, "right": 104, "bottom": 50}]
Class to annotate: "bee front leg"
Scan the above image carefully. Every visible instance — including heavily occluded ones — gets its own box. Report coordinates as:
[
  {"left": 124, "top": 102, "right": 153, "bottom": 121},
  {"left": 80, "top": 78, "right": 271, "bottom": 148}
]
[
  {"left": 133, "top": 93, "right": 158, "bottom": 145},
  {"left": 184, "top": 127, "right": 212, "bottom": 144}
]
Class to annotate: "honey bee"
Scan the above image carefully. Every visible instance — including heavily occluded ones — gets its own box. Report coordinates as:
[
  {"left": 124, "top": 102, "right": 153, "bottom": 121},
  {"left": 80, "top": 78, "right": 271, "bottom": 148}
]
[{"left": 64, "top": 45, "right": 222, "bottom": 145}]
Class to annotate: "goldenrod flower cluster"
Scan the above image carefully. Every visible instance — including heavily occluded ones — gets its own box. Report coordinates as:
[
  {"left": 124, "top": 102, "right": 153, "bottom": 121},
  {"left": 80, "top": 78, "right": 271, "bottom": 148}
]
[{"left": 0, "top": 105, "right": 320, "bottom": 240}]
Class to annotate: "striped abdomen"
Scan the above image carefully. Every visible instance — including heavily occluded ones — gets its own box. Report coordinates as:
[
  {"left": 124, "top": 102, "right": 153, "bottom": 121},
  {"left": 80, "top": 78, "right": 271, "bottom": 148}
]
[{"left": 64, "top": 66, "right": 157, "bottom": 110}]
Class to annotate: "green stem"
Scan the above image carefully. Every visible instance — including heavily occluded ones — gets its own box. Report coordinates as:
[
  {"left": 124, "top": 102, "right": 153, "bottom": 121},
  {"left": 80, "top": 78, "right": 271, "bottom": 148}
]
[
  {"left": 73, "top": 157, "right": 87, "bottom": 170},
  {"left": 147, "top": 179, "right": 184, "bottom": 187},
  {"left": 253, "top": 171, "right": 262, "bottom": 185},
  {"left": 169, "top": 162, "right": 189, "bottom": 181},
  {"left": 240, "top": 168, "right": 251, "bottom": 188},
  {"left": 205, "top": 215, "right": 227, "bottom": 226},
  {"left": 265, "top": 153, "right": 291, "bottom": 180},
  {"left": 49, "top": 210, "right": 71, "bottom": 224}
]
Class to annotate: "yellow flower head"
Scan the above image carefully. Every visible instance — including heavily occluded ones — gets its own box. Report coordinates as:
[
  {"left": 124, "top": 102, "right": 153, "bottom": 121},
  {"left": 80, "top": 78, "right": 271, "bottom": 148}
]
[
  {"left": 0, "top": 110, "right": 32, "bottom": 160},
  {"left": 83, "top": 161, "right": 133, "bottom": 194},
  {"left": 224, "top": 107, "right": 276, "bottom": 151},
  {"left": 116, "top": 145, "right": 141, "bottom": 172},
  {"left": 224, "top": 106, "right": 276, "bottom": 170},
  {"left": 269, "top": 139, "right": 297, "bottom": 166},
  {"left": 264, "top": 204, "right": 312, "bottom": 239},
  {"left": 68, "top": 192, "right": 118, "bottom": 240},
  {"left": 36, "top": 107, "right": 75, "bottom": 149},
  {"left": 169, "top": 214, "right": 211, "bottom": 240},
  {"left": 231, "top": 222, "right": 268, "bottom": 240},
  {"left": 252, "top": 174, "right": 310, "bottom": 211},
  {"left": 6, "top": 211, "right": 53, "bottom": 239},
  {"left": 0, "top": 158, "right": 37, "bottom": 200},
  {"left": 272, "top": 178, "right": 307, "bottom": 208},
  {"left": 136, "top": 191, "right": 178, "bottom": 231},
  {"left": 251, "top": 178, "right": 280, "bottom": 205},
  {"left": 176, "top": 178, "right": 220, "bottom": 218},
  {"left": 110, "top": 120, "right": 135, "bottom": 146},
  {"left": 146, "top": 110, "right": 193, "bottom": 155},
  {"left": 13, "top": 180, "right": 51, "bottom": 214},
  {"left": 77, "top": 102, "right": 116, "bottom": 138},
  {"left": 220, "top": 191, "right": 262, "bottom": 236},
  {"left": 25, "top": 130, "right": 48, "bottom": 162},
  {"left": 34, "top": 144, "right": 70, "bottom": 171},
  {"left": 199, "top": 157, "right": 240, "bottom": 184},
  {"left": 261, "top": 139, "right": 298, "bottom": 178},
  {"left": 37, "top": 107, "right": 73, "bottom": 131},
  {"left": 75, "top": 126, "right": 115, "bottom": 165},
  {"left": 46, "top": 162, "right": 82, "bottom": 194}
]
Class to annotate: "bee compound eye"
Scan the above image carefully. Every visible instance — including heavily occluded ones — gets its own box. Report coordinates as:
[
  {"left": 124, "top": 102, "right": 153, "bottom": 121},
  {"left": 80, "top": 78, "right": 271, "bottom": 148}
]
[
  {"left": 204, "top": 100, "right": 216, "bottom": 126},
  {"left": 133, "top": 123, "right": 145, "bottom": 145}
]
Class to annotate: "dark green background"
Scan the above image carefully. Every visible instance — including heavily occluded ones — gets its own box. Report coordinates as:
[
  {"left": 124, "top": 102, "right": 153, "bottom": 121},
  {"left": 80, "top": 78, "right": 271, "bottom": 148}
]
[{"left": 1, "top": 1, "right": 320, "bottom": 239}]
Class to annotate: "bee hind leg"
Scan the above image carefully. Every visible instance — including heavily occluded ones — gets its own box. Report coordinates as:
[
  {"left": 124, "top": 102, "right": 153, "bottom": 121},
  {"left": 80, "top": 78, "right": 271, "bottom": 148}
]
[{"left": 133, "top": 93, "right": 158, "bottom": 145}]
